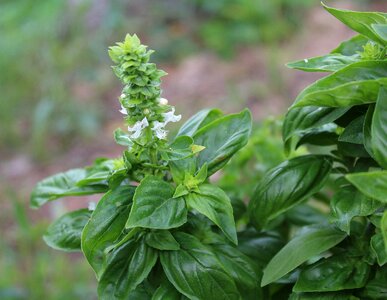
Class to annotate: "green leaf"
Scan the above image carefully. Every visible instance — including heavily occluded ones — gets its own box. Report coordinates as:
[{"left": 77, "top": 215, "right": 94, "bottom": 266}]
[
  {"left": 287, "top": 54, "right": 360, "bottom": 72},
  {"left": 237, "top": 229, "right": 284, "bottom": 268},
  {"left": 145, "top": 230, "right": 180, "bottom": 251},
  {"left": 371, "top": 86, "right": 387, "bottom": 168},
  {"left": 185, "top": 184, "right": 237, "bottom": 245},
  {"left": 290, "top": 292, "right": 359, "bottom": 300},
  {"left": 126, "top": 176, "right": 187, "bottom": 229},
  {"left": 330, "top": 186, "right": 382, "bottom": 234},
  {"left": 98, "top": 239, "right": 158, "bottom": 300},
  {"left": 346, "top": 171, "right": 387, "bottom": 203},
  {"left": 82, "top": 186, "right": 135, "bottom": 278},
  {"left": 193, "top": 109, "right": 252, "bottom": 175},
  {"left": 293, "top": 254, "right": 370, "bottom": 292},
  {"left": 364, "top": 104, "right": 375, "bottom": 158},
  {"left": 176, "top": 108, "right": 223, "bottom": 137},
  {"left": 261, "top": 225, "right": 346, "bottom": 286},
  {"left": 292, "top": 61, "right": 387, "bottom": 108},
  {"left": 372, "top": 24, "right": 387, "bottom": 44},
  {"left": 382, "top": 211, "right": 387, "bottom": 256},
  {"left": 286, "top": 204, "right": 327, "bottom": 226},
  {"left": 76, "top": 159, "right": 116, "bottom": 186},
  {"left": 43, "top": 209, "right": 91, "bottom": 252},
  {"left": 248, "top": 155, "right": 332, "bottom": 229},
  {"left": 152, "top": 281, "right": 182, "bottom": 300},
  {"left": 211, "top": 243, "right": 261, "bottom": 298},
  {"left": 323, "top": 4, "right": 387, "bottom": 45},
  {"left": 371, "top": 233, "right": 387, "bottom": 266},
  {"left": 30, "top": 169, "right": 108, "bottom": 208},
  {"left": 331, "top": 34, "right": 370, "bottom": 56},
  {"left": 160, "top": 232, "right": 240, "bottom": 300},
  {"left": 362, "top": 266, "right": 387, "bottom": 299},
  {"left": 283, "top": 106, "right": 349, "bottom": 154},
  {"left": 338, "top": 115, "right": 365, "bottom": 144}
]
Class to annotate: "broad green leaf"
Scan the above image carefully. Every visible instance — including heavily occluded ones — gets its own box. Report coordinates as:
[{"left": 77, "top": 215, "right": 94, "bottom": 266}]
[
  {"left": 43, "top": 209, "right": 91, "bottom": 252},
  {"left": 287, "top": 54, "right": 360, "bottom": 72},
  {"left": 126, "top": 176, "right": 187, "bottom": 229},
  {"left": 346, "top": 171, "right": 387, "bottom": 203},
  {"left": 261, "top": 225, "right": 346, "bottom": 286},
  {"left": 145, "top": 230, "right": 180, "bottom": 251},
  {"left": 371, "top": 233, "right": 387, "bottom": 266},
  {"left": 362, "top": 266, "right": 387, "bottom": 299},
  {"left": 296, "top": 124, "right": 339, "bottom": 148},
  {"left": 331, "top": 34, "right": 370, "bottom": 56},
  {"left": 193, "top": 109, "right": 252, "bottom": 175},
  {"left": 286, "top": 204, "right": 327, "bottom": 226},
  {"left": 323, "top": 4, "right": 387, "bottom": 45},
  {"left": 160, "top": 232, "right": 240, "bottom": 300},
  {"left": 211, "top": 243, "right": 261, "bottom": 299},
  {"left": 176, "top": 108, "right": 223, "bottom": 137},
  {"left": 330, "top": 186, "right": 382, "bottom": 234},
  {"left": 283, "top": 106, "right": 349, "bottom": 154},
  {"left": 98, "top": 239, "right": 158, "bottom": 300},
  {"left": 237, "top": 229, "right": 284, "bottom": 267},
  {"left": 185, "top": 184, "right": 237, "bottom": 244},
  {"left": 30, "top": 169, "right": 108, "bottom": 208},
  {"left": 364, "top": 104, "right": 375, "bottom": 158},
  {"left": 292, "top": 61, "right": 387, "bottom": 108},
  {"left": 372, "top": 24, "right": 387, "bottom": 44},
  {"left": 82, "top": 186, "right": 135, "bottom": 278},
  {"left": 76, "top": 159, "right": 117, "bottom": 186},
  {"left": 293, "top": 254, "right": 370, "bottom": 292},
  {"left": 371, "top": 86, "right": 387, "bottom": 168},
  {"left": 152, "top": 281, "right": 182, "bottom": 300},
  {"left": 290, "top": 292, "right": 359, "bottom": 300},
  {"left": 338, "top": 115, "right": 365, "bottom": 144},
  {"left": 382, "top": 211, "right": 387, "bottom": 255},
  {"left": 249, "top": 155, "right": 332, "bottom": 229}
]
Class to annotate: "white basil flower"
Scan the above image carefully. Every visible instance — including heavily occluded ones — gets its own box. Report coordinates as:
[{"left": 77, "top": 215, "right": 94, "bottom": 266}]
[
  {"left": 88, "top": 202, "right": 96, "bottom": 211},
  {"left": 119, "top": 104, "right": 128, "bottom": 115},
  {"left": 162, "top": 107, "right": 181, "bottom": 125},
  {"left": 128, "top": 117, "right": 149, "bottom": 139},
  {"left": 152, "top": 120, "right": 168, "bottom": 139}
]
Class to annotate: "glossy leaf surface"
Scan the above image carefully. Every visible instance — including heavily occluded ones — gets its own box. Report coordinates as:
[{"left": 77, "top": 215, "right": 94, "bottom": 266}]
[
  {"left": 292, "top": 61, "right": 387, "bottom": 108},
  {"left": 186, "top": 184, "right": 237, "bottom": 244},
  {"left": 98, "top": 239, "right": 157, "bottom": 300},
  {"left": 82, "top": 186, "right": 135, "bottom": 278},
  {"left": 126, "top": 176, "right": 187, "bottom": 229},
  {"left": 31, "top": 168, "right": 107, "bottom": 208},
  {"left": 323, "top": 4, "right": 387, "bottom": 45},
  {"left": 193, "top": 109, "right": 251, "bottom": 175},
  {"left": 283, "top": 106, "right": 348, "bottom": 154},
  {"left": 293, "top": 255, "right": 370, "bottom": 292},
  {"left": 43, "top": 209, "right": 91, "bottom": 252},
  {"left": 160, "top": 232, "right": 240, "bottom": 300},
  {"left": 249, "top": 155, "right": 332, "bottom": 228},
  {"left": 371, "top": 86, "right": 387, "bottom": 168},
  {"left": 261, "top": 225, "right": 346, "bottom": 286},
  {"left": 330, "top": 186, "right": 382, "bottom": 233},
  {"left": 287, "top": 54, "right": 359, "bottom": 72},
  {"left": 176, "top": 108, "right": 223, "bottom": 137},
  {"left": 346, "top": 171, "right": 387, "bottom": 203}
]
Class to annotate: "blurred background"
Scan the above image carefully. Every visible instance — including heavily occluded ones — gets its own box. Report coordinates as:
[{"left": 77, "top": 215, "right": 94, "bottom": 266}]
[{"left": 0, "top": 0, "right": 384, "bottom": 299}]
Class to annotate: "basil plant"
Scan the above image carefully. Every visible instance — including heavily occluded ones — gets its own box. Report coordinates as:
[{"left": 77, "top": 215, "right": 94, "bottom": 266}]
[{"left": 31, "top": 4, "right": 387, "bottom": 300}]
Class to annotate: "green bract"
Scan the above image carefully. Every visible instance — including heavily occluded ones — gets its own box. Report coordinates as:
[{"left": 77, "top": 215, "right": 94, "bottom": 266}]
[{"left": 32, "top": 4, "right": 386, "bottom": 299}]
